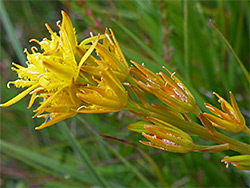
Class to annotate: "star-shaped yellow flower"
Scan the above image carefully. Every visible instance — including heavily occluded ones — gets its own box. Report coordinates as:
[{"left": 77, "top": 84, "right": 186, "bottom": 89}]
[
  {"left": 1, "top": 11, "right": 102, "bottom": 130},
  {"left": 1, "top": 11, "right": 130, "bottom": 130}
]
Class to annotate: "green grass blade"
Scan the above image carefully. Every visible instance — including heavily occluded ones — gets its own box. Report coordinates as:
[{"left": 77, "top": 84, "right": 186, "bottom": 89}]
[
  {"left": 210, "top": 19, "right": 250, "bottom": 84},
  {"left": 0, "top": 1, "right": 26, "bottom": 64},
  {"left": 58, "top": 121, "right": 109, "bottom": 187},
  {"left": 114, "top": 20, "right": 169, "bottom": 71},
  {"left": 78, "top": 118, "right": 154, "bottom": 187},
  {"left": 0, "top": 139, "right": 97, "bottom": 185},
  {"left": 103, "top": 142, "right": 154, "bottom": 187},
  {"left": 115, "top": 20, "right": 207, "bottom": 110},
  {"left": 138, "top": 149, "right": 169, "bottom": 187},
  {"left": 77, "top": 116, "right": 112, "bottom": 161},
  {"left": 184, "top": 0, "right": 190, "bottom": 83}
]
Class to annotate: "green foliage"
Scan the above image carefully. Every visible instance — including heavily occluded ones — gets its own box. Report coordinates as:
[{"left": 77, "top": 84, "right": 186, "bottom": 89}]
[{"left": 1, "top": 0, "right": 249, "bottom": 187}]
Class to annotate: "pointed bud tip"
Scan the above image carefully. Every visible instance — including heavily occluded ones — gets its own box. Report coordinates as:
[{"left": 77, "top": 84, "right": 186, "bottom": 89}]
[{"left": 35, "top": 126, "right": 42, "bottom": 130}]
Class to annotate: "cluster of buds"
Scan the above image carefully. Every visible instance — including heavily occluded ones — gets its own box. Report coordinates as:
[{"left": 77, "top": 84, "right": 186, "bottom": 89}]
[
  {"left": 1, "top": 11, "right": 249, "bottom": 171},
  {"left": 130, "top": 61, "right": 197, "bottom": 114},
  {"left": 1, "top": 11, "right": 128, "bottom": 130}
]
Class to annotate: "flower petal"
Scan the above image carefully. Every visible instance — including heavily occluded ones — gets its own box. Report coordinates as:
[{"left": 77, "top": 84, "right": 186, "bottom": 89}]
[
  {"left": 42, "top": 59, "right": 75, "bottom": 81},
  {"left": 35, "top": 112, "right": 77, "bottom": 130},
  {"left": 204, "top": 113, "right": 243, "bottom": 133},
  {"left": 61, "top": 11, "right": 77, "bottom": 51},
  {"left": 1, "top": 83, "right": 39, "bottom": 107},
  {"left": 230, "top": 92, "right": 245, "bottom": 125}
]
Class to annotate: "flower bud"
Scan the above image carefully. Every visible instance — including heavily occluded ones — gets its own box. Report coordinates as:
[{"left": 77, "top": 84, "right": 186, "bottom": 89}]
[
  {"left": 130, "top": 61, "right": 196, "bottom": 113},
  {"left": 221, "top": 155, "right": 250, "bottom": 170},
  {"left": 127, "top": 121, "right": 149, "bottom": 133},
  {"left": 204, "top": 92, "right": 247, "bottom": 133},
  {"left": 81, "top": 29, "right": 129, "bottom": 81},
  {"left": 128, "top": 116, "right": 194, "bottom": 153},
  {"left": 75, "top": 63, "right": 128, "bottom": 113},
  {"left": 141, "top": 124, "right": 194, "bottom": 153}
]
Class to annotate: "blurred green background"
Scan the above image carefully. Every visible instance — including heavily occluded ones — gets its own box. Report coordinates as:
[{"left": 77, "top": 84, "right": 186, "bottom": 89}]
[{"left": 0, "top": 0, "right": 249, "bottom": 187}]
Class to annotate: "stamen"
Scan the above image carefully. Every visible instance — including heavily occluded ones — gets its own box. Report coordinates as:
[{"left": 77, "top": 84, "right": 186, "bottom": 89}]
[
  {"left": 77, "top": 105, "right": 87, "bottom": 111},
  {"left": 7, "top": 82, "right": 12, "bottom": 88},
  {"left": 56, "top": 20, "right": 61, "bottom": 28},
  {"left": 92, "top": 76, "right": 101, "bottom": 84},
  {"left": 39, "top": 40, "right": 49, "bottom": 45},
  {"left": 171, "top": 72, "right": 176, "bottom": 79},
  {"left": 31, "top": 46, "right": 38, "bottom": 53},
  {"left": 45, "top": 23, "right": 53, "bottom": 34},
  {"left": 24, "top": 48, "right": 29, "bottom": 55},
  {"left": 29, "top": 39, "right": 40, "bottom": 44},
  {"left": 37, "top": 73, "right": 44, "bottom": 79}
]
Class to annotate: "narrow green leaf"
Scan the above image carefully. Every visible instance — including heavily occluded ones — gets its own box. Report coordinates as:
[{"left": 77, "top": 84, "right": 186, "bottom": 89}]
[
  {"left": 115, "top": 20, "right": 207, "bottom": 111},
  {"left": 210, "top": 19, "right": 250, "bottom": 84},
  {"left": 104, "top": 142, "right": 154, "bottom": 187},
  {"left": 114, "top": 20, "right": 169, "bottom": 71},
  {"left": 0, "top": 1, "right": 26, "bottom": 65},
  {"left": 138, "top": 149, "right": 169, "bottom": 187},
  {"left": 58, "top": 121, "right": 109, "bottom": 187},
  {"left": 0, "top": 139, "right": 97, "bottom": 185},
  {"left": 184, "top": 0, "right": 190, "bottom": 82},
  {"left": 77, "top": 117, "right": 154, "bottom": 187}
]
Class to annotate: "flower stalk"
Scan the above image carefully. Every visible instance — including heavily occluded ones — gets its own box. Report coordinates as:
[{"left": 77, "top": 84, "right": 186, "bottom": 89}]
[{"left": 126, "top": 100, "right": 250, "bottom": 155}]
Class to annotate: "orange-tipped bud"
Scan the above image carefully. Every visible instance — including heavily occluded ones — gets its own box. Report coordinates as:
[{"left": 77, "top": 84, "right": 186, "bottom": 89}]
[
  {"left": 81, "top": 29, "right": 129, "bottom": 81},
  {"left": 141, "top": 125, "right": 194, "bottom": 153},
  {"left": 130, "top": 61, "right": 196, "bottom": 114},
  {"left": 204, "top": 92, "right": 247, "bottom": 133},
  {"left": 221, "top": 155, "right": 250, "bottom": 170},
  {"left": 127, "top": 116, "right": 194, "bottom": 153}
]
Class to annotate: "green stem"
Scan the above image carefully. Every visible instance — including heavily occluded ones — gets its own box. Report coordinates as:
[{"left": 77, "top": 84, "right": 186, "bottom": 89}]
[
  {"left": 243, "top": 127, "right": 250, "bottom": 136},
  {"left": 193, "top": 105, "right": 202, "bottom": 117},
  {"left": 182, "top": 113, "right": 193, "bottom": 123},
  {"left": 194, "top": 144, "right": 210, "bottom": 150},
  {"left": 126, "top": 100, "right": 250, "bottom": 155}
]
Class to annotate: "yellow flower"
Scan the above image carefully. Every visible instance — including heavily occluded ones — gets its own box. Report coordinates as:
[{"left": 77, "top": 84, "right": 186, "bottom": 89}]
[
  {"left": 204, "top": 92, "right": 247, "bottom": 133},
  {"left": 1, "top": 11, "right": 102, "bottom": 130},
  {"left": 130, "top": 61, "right": 196, "bottom": 114},
  {"left": 75, "top": 62, "right": 128, "bottom": 113},
  {"left": 80, "top": 29, "right": 129, "bottom": 81}
]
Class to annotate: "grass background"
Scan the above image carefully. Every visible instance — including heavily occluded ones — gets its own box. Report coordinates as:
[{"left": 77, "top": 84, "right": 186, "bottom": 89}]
[{"left": 0, "top": 0, "right": 249, "bottom": 187}]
